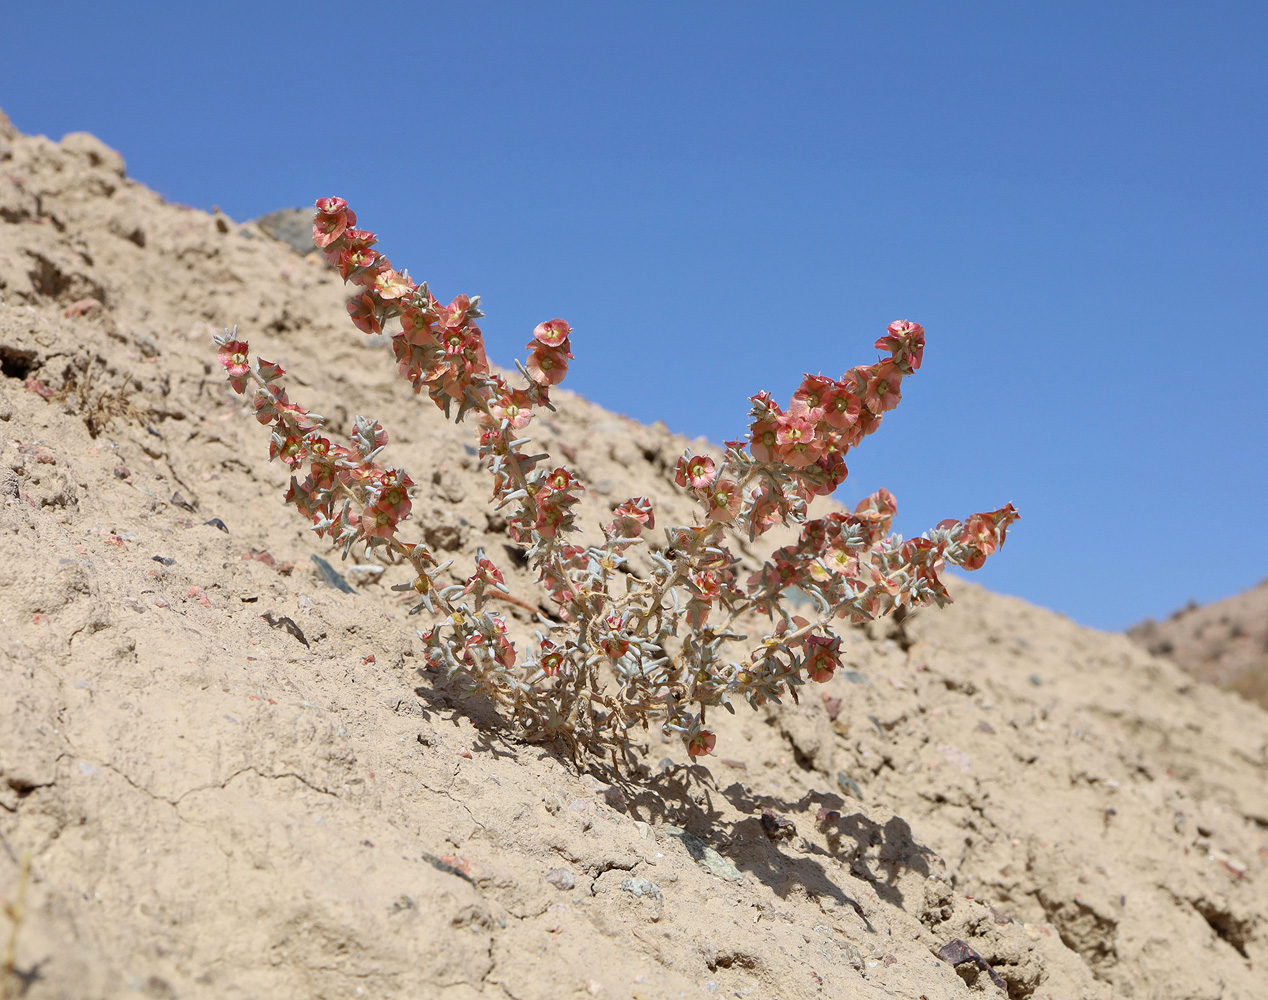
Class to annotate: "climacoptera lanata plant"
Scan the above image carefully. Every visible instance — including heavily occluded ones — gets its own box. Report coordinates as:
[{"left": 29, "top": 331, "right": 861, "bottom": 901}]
[{"left": 216, "top": 197, "right": 1017, "bottom": 760}]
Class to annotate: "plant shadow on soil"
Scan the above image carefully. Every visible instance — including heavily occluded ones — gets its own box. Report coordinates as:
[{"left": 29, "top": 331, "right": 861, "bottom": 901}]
[{"left": 410, "top": 666, "right": 934, "bottom": 924}]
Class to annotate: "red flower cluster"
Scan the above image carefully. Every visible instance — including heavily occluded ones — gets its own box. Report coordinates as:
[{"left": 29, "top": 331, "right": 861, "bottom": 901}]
[
  {"left": 747, "top": 320, "right": 925, "bottom": 489},
  {"left": 313, "top": 198, "right": 493, "bottom": 415},
  {"left": 526, "top": 319, "right": 574, "bottom": 387},
  {"left": 215, "top": 331, "right": 421, "bottom": 554}
]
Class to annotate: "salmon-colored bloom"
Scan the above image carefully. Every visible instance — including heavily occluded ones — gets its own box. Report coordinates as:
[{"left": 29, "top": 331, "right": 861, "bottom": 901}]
[
  {"left": 218, "top": 339, "right": 251, "bottom": 378},
  {"left": 375, "top": 479, "right": 412, "bottom": 521},
  {"left": 313, "top": 197, "right": 355, "bottom": 249},
  {"left": 489, "top": 382, "right": 534, "bottom": 429},
  {"left": 806, "top": 450, "right": 849, "bottom": 495},
  {"left": 347, "top": 293, "right": 382, "bottom": 335},
  {"left": 705, "top": 479, "right": 742, "bottom": 522},
  {"left": 863, "top": 362, "right": 903, "bottom": 413},
  {"left": 539, "top": 639, "right": 565, "bottom": 677},
  {"left": 253, "top": 385, "right": 290, "bottom": 425},
  {"left": 464, "top": 554, "right": 505, "bottom": 598},
  {"left": 400, "top": 305, "right": 436, "bottom": 346},
  {"left": 875, "top": 319, "right": 925, "bottom": 371},
  {"left": 746, "top": 483, "right": 786, "bottom": 537},
  {"left": 532, "top": 318, "right": 571, "bottom": 348},
  {"left": 542, "top": 467, "right": 579, "bottom": 493},
  {"left": 675, "top": 453, "right": 717, "bottom": 490},
  {"left": 792, "top": 374, "right": 834, "bottom": 417},
  {"left": 774, "top": 402, "right": 825, "bottom": 468},
  {"left": 687, "top": 731, "right": 716, "bottom": 757},
  {"left": 270, "top": 433, "right": 305, "bottom": 467},
  {"left": 373, "top": 268, "right": 414, "bottom": 300},
  {"left": 361, "top": 503, "right": 397, "bottom": 539},
  {"left": 608, "top": 496, "right": 655, "bottom": 537},
  {"left": 749, "top": 416, "right": 781, "bottom": 462},
  {"left": 803, "top": 633, "right": 841, "bottom": 683},
  {"left": 822, "top": 384, "right": 861, "bottom": 432},
  {"left": 333, "top": 236, "right": 382, "bottom": 282},
  {"left": 525, "top": 343, "right": 571, "bottom": 386}
]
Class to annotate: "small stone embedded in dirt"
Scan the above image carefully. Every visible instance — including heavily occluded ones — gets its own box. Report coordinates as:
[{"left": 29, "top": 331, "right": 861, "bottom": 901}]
[
  {"left": 760, "top": 808, "right": 797, "bottom": 842},
  {"left": 836, "top": 772, "right": 864, "bottom": 800},
  {"left": 203, "top": 517, "right": 228, "bottom": 533},
  {"left": 544, "top": 868, "right": 576, "bottom": 891},
  {"left": 935, "top": 938, "right": 1008, "bottom": 991},
  {"left": 620, "top": 877, "right": 662, "bottom": 900},
  {"left": 662, "top": 826, "right": 743, "bottom": 883}
]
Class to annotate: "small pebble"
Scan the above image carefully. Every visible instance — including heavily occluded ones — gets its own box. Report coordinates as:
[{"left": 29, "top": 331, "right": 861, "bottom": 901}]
[{"left": 620, "top": 877, "right": 662, "bottom": 900}]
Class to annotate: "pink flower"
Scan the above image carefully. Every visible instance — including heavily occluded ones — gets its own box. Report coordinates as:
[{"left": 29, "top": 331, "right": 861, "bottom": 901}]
[
  {"left": 360, "top": 503, "right": 397, "bottom": 539},
  {"left": 270, "top": 433, "right": 305, "bottom": 467},
  {"left": 821, "top": 384, "right": 861, "bottom": 432},
  {"left": 689, "top": 569, "right": 722, "bottom": 601},
  {"left": 347, "top": 293, "right": 382, "bottom": 335},
  {"left": 791, "top": 374, "right": 834, "bottom": 417},
  {"left": 464, "top": 554, "right": 505, "bottom": 595},
  {"left": 774, "top": 403, "right": 824, "bottom": 468},
  {"left": 535, "top": 499, "right": 567, "bottom": 538},
  {"left": 875, "top": 320, "right": 925, "bottom": 371},
  {"left": 253, "top": 385, "right": 290, "bottom": 425},
  {"left": 217, "top": 340, "right": 251, "bottom": 378},
  {"left": 525, "top": 343, "right": 571, "bottom": 386},
  {"left": 749, "top": 417, "right": 780, "bottom": 462},
  {"left": 611, "top": 496, "right": 655, "bottom": 531},
  {"left": 705, "top": 479, "right": 742, "bottom": 522},
  {"left": 489, "top": 383, "right": 534, "bottom": 429},
  {"left": 687, "top": 731, "right": 716, "bottom": 757},
  {"left": 373, "top": 268, "right": 415, "bottom": 300},
  {"left": 312, "top": 197, "right": 355, "bottom": 249},
  {"left": 532, "top": 318, "right": 571, "bottom": 348},
  {"left": 863, "top": 362, "right": 903, "bottom": 413},
  {"left": 746, "top": 483, "right": 785, "bottom": 537},
  {"left": 674, "top": 453, "right": 716, "bottom": 490},
  {"left": 375, "top": 478, "right": 412, "bottom": 521},
  {"left": 806, "top": 450, "right": 849, "bottom": 495},
  {"left": 542, "top": 467, "right": 579, "bottom": 494},
  {"left": 400, "top": 306, "right": 436, "bottom": 346},
  {"left": 333, "top": 238, "right": 382, "bottom": 282},
  {"left": 539, "top": 639, "right": 565, "bottom": 677},
  {"left": 803, "top": 633, "right": 841, "bottom": 683}
]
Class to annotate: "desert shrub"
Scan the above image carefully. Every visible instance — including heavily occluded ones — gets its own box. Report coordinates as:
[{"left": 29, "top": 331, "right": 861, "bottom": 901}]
[{"left": 215, "top": 198, "right": 1017, "bottom": 759}]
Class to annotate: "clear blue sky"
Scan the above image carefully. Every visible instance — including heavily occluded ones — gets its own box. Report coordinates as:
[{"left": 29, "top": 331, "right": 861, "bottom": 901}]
[{"left": 3, "top": 2, "right": 1264, "bottom": 631}]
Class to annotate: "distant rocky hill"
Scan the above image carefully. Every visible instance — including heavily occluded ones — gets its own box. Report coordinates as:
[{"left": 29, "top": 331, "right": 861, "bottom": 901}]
[{"left": 1129, "top": 580, "right": 1268, "bottom": 710}]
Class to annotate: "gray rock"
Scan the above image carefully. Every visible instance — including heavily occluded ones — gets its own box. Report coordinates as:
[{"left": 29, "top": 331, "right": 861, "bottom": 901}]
[
  {"left": 620, "top": 876, "right": 662, "bottom": 899},
  {"left": 254, "top": 207, "right": 318, "bottom": 256},
  {"left": 661, "top": 826, "right": 743, "bottom": 883}
]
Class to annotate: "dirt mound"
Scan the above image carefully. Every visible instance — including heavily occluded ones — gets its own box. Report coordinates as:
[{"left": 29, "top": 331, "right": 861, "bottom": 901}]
[
  {"left": 1129, "top": 581, "right": 1268, "bottom": 711},
  {"left": 2, "top": 109, "right": 1266, "bottom": 1000}
]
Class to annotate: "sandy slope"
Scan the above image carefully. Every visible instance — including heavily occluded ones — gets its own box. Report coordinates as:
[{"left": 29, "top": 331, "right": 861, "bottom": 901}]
[{"left": 1, "top": 110, "right": 1265, "bottom": 1000}]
